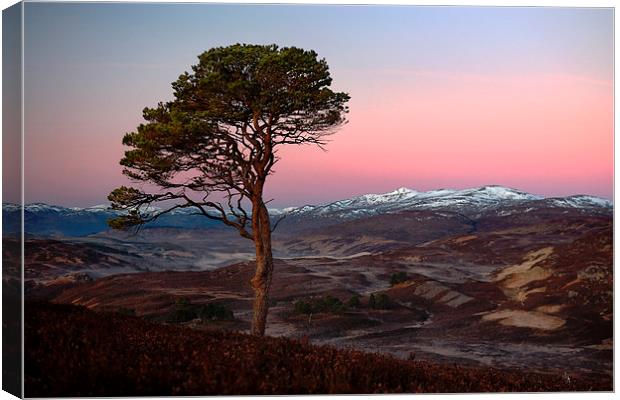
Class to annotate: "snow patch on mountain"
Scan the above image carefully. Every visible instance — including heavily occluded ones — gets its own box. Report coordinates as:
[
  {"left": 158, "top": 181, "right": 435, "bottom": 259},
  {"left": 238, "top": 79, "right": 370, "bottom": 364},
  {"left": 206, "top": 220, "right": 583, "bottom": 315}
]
[
  {"left": 548, "top": 195, "right": 612, "bottom": 209},
  {"left": 25, "top": 203, "right": 72, "bottom": 213},
  {"left": 2, "top": 203, "right": 22, "bottom": 213},
  {"left": 3, "top": 186, "right": 612, "bottom": 222},
  {"left": 268, "top": 185, "right": 610, "bottom": 219}
]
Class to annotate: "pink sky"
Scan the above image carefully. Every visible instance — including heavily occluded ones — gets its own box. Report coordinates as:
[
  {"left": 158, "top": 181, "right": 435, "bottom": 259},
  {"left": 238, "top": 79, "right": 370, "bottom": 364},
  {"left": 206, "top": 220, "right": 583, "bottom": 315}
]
[
  {"left": 21, "top": 70, "right": 613, "bottom": 207},
  {"left": 19, "top": 5, "right": 613, "bottom": 207},
  {"left": 266, "top": 71, "right": 613, "bottom": 205}
]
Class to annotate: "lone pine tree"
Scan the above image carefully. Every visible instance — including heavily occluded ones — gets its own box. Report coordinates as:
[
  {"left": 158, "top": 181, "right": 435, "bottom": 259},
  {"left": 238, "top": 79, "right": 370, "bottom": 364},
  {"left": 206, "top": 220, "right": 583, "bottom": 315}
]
[{"left": 108, "top": 44, "right": 349, "bottom": 336}]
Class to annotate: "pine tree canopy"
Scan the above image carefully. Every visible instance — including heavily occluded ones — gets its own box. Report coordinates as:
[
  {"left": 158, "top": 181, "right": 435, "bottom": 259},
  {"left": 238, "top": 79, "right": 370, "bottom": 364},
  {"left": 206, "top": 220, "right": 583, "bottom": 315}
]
[{"left": 108, "top": 43, "right": 350, "bottom": 234}]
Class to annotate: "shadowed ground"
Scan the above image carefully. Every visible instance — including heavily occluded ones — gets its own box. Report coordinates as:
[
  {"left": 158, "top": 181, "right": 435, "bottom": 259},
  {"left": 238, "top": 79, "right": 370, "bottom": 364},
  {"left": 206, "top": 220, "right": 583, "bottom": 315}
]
[{"left": 25, "top": 302, "right": 611, "bottom": 396}]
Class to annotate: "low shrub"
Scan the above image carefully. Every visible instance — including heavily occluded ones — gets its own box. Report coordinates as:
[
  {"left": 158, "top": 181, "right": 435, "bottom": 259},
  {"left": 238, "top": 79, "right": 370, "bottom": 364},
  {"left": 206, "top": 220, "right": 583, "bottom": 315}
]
[
  {"left": 293, "top": 299, "right": 313, "bottom": 315},
  {"left": 376, "top": 293, "right": 391, "bottom": 309},
  {"left": 167, "top": 298, "right": 234, "bottom": 323},
  {"left": 369, "top": 293, "right": 391, "bottom": 310},
  {"left": 316, "top": 296, "right": 346, "bottom": 314},
  {"left": 293, "top": 296, "right": 346, "bottom": 315},
  {"left": 390, "top": 272, "right": 408, "bottom": 286},
  {"left": 116, "top": 307, "right": 136, "bottom": 317},
  {"left": 198, "top": 303, "right": 234, "bottom": 321},
  {"left": 346, "top": 294, "right": 360, "bottom": 308},
  {"left": 167, "top": 298, "right": 197, "bottom": 323}
]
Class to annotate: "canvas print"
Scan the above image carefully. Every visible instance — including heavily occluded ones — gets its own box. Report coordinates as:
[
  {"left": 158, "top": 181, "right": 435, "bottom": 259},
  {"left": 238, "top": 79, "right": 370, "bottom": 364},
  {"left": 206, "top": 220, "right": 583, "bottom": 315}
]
[{"left": 1, "top": 2, "right": 614, "bottom": 396}]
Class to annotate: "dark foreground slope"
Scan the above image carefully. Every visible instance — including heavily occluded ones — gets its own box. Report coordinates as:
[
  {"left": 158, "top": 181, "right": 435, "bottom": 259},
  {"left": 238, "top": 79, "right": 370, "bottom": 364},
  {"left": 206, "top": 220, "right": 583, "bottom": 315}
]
[{"left": 25, "top": 302, "right": 610, "bottom": 396}]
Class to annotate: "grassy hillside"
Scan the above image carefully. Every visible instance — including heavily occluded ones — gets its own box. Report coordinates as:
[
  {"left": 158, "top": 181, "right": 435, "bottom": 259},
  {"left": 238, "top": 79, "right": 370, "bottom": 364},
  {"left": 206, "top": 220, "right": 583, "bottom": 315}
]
[{"left": 25, "top": 302, "right": 611, "bottom": 396}]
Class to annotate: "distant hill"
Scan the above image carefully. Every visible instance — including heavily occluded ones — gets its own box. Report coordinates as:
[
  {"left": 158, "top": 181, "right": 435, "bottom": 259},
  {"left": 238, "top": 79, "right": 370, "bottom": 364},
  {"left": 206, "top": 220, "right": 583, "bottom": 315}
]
[
  {"left": 2, "top": 185, "right": 612, "bottom": 237},
  {"left": 277, "top": 185, "right": 612, "bottom": 220},
  {"left": 2, "top": 202, "right": 224, "bottom": 237}
]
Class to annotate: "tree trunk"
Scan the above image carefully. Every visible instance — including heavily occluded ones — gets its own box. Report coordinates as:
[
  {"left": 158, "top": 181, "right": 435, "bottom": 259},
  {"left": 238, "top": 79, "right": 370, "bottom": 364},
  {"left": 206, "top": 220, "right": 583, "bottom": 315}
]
[{"left": 250, "top": 201, "right": 274, "bottom": 336}]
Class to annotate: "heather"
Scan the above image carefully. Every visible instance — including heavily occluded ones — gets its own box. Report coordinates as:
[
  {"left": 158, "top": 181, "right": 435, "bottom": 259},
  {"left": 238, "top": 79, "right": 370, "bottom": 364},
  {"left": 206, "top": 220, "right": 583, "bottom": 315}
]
[{"left": 25, "top": 302, "right": 610, "bottom": 397}]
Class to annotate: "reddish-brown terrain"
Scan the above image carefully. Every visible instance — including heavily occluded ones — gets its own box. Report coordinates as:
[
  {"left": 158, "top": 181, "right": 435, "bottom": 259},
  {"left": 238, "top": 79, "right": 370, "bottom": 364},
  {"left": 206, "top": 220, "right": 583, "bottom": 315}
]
[
  {"left": 7, "top": 187, "right": 613, "bottom": 393},
  {"left": 21, "top": 212, "right": 612, "bottom": 379},
  {"left": 25, "top": 302, "right": 611, "bottom": 397}
]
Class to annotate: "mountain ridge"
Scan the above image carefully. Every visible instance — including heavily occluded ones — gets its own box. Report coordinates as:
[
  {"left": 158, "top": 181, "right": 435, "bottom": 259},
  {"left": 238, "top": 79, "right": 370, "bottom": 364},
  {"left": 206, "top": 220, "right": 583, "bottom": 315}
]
[
  {"left": 3, "top": 185, "right": 612, "bottom": 215},
  {"left": 272, "top": 185, "right": 612, "bottom": 220},
  {"left": 4, "top": 185, "right": 613, "bottom": 214},
  {"left": 3, "top": 185, "right": 612, "bottom": 237}
]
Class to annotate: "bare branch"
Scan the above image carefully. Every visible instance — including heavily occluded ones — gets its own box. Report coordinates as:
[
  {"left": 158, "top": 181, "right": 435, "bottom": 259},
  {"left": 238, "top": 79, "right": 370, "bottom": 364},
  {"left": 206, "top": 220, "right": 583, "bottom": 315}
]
[{"left": 271, "top": 214, "right": 287, "bottom": 233}]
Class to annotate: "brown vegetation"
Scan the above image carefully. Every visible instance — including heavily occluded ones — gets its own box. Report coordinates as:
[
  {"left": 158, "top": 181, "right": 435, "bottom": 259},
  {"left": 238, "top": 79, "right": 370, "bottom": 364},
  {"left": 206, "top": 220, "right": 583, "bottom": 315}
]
[{"left": 25, "top": 302, "right": 610, "bottom": 396}]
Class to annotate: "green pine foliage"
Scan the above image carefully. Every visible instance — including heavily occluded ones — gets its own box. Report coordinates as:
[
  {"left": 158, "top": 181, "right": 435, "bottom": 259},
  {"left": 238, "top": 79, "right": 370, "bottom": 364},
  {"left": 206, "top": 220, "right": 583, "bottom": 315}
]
[{"left": 107, "top": 44, "right": 350, "bottom": 230}]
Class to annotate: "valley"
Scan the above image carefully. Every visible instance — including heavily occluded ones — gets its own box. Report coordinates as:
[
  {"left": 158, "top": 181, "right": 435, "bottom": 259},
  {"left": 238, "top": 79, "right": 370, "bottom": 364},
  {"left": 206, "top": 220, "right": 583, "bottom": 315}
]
[{"left": 5, "top": 186, "right": 613, "bottom": 381}]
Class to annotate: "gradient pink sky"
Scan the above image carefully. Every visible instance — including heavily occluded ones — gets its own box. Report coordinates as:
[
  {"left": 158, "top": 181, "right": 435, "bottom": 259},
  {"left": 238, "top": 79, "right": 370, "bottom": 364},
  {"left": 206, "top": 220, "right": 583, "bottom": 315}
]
[
  {"left": 270, "top": 70, "right": 613, "bottom": 205},
  {"left": 18, "top": 4, "right": 613, "bottom": 207}
]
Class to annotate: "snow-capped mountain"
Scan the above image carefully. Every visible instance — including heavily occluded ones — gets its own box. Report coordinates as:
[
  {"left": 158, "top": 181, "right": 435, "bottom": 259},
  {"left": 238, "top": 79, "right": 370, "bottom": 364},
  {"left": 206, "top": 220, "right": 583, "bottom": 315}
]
[
  {"left": 1, "top": 203, "right": 116, "bottom": 214},
  {"left": 2, "top": 185, "right": 612, "bottom": 237},
  {"left": 547, "top": 195, "right": 613, "bottom": 209},
  {"left": 5, "top": 203, "right": 219, "bottom": 216},
  {"left": 272, "top": 185, "right": 612, "bottom": 220}
]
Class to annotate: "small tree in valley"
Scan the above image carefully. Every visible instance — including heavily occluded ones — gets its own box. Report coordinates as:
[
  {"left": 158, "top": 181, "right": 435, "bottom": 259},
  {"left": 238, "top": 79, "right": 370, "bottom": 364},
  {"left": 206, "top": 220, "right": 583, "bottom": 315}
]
[{"left": 107, "top": 44, "right": 349, "bottom": 336}]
